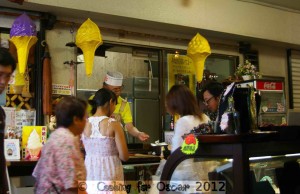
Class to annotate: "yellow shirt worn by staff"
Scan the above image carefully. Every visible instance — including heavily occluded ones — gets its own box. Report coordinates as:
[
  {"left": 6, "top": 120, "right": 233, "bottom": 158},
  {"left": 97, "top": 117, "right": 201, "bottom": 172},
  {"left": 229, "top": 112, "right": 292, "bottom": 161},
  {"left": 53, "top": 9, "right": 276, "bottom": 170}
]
[{"left": 113, "top": 96, "right": 132, "bottom": 124}]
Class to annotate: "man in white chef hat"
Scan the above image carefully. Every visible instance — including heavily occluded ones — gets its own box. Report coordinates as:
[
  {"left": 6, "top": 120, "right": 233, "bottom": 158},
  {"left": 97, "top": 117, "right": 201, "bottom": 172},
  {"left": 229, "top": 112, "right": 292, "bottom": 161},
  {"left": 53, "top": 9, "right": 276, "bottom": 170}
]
[{"left": 90, "top": 71, "right": 149, "bottom": 142}]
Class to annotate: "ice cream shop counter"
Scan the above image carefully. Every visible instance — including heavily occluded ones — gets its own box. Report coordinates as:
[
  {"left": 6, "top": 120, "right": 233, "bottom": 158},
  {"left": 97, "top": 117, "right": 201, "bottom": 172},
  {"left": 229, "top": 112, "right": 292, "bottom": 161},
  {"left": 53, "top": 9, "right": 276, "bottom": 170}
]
[
  {"left": 7, "top": 153, "right": 161, "bottom": 177},
  {"left": 7, "top": 153, "right": 161, "bottom": 194},
  {"left": 8, "top": 128, "right": 300, "bottom": 194},
  {"left": 160, "top": 127, "right": 300, "bottom": 194}
]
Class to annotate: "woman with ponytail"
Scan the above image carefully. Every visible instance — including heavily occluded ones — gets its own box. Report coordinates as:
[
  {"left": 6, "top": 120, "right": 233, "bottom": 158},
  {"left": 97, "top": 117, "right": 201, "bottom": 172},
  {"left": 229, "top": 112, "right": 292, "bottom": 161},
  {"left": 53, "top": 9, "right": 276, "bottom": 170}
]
[{"left": 82, "top": 88, "right": 128, "bottom": 193}]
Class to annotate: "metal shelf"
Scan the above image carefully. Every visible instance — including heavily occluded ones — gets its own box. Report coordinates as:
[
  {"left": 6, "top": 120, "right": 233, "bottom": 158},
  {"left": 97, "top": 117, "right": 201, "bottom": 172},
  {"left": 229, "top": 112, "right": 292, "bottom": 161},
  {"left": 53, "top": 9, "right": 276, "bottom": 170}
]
[{"left": 259, "top": 112, "right": 286, "bottom": 114}]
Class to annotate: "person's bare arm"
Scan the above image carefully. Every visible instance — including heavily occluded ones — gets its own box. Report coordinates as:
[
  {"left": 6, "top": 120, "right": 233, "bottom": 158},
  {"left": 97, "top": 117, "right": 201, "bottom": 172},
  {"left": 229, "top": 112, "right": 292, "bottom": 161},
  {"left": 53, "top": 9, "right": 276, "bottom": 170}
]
[
  {"left": 113, "top": 122, "right": 129, "bottom": 161},
  {"left": 83, "top": 121, "right": 92, "bottom": 137},
  {"left": 125, "top": 122, "right": 149, "bottom": 142}
]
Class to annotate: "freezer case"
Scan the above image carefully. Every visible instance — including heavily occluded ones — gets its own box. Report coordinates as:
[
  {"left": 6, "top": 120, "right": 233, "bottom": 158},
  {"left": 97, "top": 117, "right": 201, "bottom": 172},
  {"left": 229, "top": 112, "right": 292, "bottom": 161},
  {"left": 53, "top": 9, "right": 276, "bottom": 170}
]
[
  {"left": 133, "top": 77, "right": 160, "bottom": 143},
  {"left": 134, "top": 98, "right": 160, "bottom": 143},
  {"left": 121, "top": 77, "right": 161, "bottom": 143},
  {"left": 238, "top": 79, "right": 287, "bottom": 127}
]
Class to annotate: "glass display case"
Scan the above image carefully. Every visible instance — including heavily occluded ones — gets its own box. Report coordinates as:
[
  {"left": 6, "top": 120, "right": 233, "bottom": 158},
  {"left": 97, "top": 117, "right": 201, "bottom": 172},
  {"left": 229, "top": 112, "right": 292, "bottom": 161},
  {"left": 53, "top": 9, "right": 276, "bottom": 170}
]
[
  {"left": 159, "top": 156, "right": 300, "bottom": 194},
  {"left": 160, "top": 133, "right": 300, "bottom": 194},
  {"left": 124, "top": 162, "right": 160, "bottom": 194},
  {"left": 237, "top": 79, "right": 287, "bottom": 127},
  {"left": 250, "top": 154, "right": 300, "bottom": 194}
]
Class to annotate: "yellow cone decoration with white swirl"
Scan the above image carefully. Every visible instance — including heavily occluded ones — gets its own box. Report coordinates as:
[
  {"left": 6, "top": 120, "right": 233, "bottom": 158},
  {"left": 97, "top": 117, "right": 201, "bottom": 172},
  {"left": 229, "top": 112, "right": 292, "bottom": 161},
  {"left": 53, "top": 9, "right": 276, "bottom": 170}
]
[
  {"left": 187, "top": 33, "right": 211, "bottom": 82},
  {"left": 9, "top": 13, "right": 38, "bottom": 75},
  {"left": 76, "top": 18, "right": 103, "bottom": 76}
]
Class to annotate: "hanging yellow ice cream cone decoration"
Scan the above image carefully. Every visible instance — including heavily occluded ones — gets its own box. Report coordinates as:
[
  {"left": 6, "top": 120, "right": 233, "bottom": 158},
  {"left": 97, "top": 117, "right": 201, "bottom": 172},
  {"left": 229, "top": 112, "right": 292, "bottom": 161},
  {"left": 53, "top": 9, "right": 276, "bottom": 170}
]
[
  {"left": 14, "top": 64, "right": 26, "bottom": 85},
  {"left": 78, "top": 41, "right": 100, "bottom": 76},
  {"left": 10, "top": 36, "right": 37, "bottom": 74},
  {"left": 76, "top": 18, "right": 103, "bottom": 76},
  {"left": 187, "top": 33, "right": 211, "bottom": 82},
  {"left": 9, "top": 13, "right": 38, "bottom": 75}
]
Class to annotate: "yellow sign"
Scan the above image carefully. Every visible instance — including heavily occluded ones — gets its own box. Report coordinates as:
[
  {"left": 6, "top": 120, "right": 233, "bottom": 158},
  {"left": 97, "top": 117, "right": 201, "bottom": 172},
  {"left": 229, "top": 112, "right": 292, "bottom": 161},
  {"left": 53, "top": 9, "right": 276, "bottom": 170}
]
[
  {"left": 21, "top": 126, "right": 47, "bottom": 159},
  {"left": 167, "top": 54, "right": 196, "bottom": 94}
]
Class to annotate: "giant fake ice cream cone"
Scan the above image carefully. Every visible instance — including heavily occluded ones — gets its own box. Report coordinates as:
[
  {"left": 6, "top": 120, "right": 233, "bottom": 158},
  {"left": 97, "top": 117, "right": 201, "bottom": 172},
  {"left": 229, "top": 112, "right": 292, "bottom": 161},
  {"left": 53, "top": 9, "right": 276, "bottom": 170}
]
[
  {"left": 26, "top": 129, "right": 43, "bottom": 161},
  {"left": 11, "top": 67, "right": 26, "bottom": 94},
  {"left": 9, "top": 13, "right": 38, "bottom": 75},
  {"left": 187, "top": 33, "right": 211, "bottom": 82},
  {"left": 76, "top": 18, "right": 103, "bottom": 76},
  {"left": 14, "top": 66, "right": 25, "bottom": 86}
]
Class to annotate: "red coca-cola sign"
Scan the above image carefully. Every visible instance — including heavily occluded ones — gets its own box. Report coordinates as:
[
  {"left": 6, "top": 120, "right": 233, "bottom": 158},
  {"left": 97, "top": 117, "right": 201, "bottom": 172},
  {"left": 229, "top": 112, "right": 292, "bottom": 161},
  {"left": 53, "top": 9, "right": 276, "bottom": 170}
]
[{"left": 256, "top": 81, "right": 283, "bottom": 90}]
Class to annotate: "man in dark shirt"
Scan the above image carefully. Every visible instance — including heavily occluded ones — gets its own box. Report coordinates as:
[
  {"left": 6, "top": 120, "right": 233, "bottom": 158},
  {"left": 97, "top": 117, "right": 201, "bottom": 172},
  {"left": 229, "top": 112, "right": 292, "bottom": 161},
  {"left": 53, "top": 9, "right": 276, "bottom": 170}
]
[
  {"left": 200, "top": 81, "right": 224, "bottom": 121},
  {"left": 0, "top": 47, "right": 16, "bottom": 194}
]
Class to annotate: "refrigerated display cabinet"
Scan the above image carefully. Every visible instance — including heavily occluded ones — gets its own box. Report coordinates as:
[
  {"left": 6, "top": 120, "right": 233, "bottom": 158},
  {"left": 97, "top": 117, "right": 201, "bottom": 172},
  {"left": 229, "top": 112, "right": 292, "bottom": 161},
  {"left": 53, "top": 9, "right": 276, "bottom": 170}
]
[
  {"left": 237, "top": 79, "right": 287, "bottom": 127},
  {"left": 160, "top": 132, "right": 300, "bottom": 194}
]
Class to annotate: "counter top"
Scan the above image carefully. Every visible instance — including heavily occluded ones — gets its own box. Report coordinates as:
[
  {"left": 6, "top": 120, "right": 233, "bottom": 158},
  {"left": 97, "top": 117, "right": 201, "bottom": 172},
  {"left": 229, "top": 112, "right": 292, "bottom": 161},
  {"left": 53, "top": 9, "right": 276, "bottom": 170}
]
[
  {"left": 7, "top": 154, "right": 161, "bottom": 177},
  {"left": 196, "top": 127, "right": 300, "bottom": 143},
  {"left": 125, "top": 154, "right": 161, "bottom": 164},
  {"left": 196, "top": 131, "right": 280, "bottom": 143}
]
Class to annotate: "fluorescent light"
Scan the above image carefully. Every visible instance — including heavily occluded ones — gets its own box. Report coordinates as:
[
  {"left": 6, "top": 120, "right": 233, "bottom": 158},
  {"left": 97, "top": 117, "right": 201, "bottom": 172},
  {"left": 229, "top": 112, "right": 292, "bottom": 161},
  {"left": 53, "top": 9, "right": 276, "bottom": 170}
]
[
  {"left": 285, "top": 153, "right": 300, "bottom": 157},
  {"left": 249, "top": 156, "right": 272, "bottom": 161}
]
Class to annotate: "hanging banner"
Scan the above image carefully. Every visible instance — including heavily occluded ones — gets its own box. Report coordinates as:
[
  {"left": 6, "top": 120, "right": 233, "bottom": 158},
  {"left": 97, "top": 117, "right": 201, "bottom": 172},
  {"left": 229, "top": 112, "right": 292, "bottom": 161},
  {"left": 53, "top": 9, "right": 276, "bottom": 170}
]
[{"left": 167, "top": 54, "right": 196, "bottom": 94}]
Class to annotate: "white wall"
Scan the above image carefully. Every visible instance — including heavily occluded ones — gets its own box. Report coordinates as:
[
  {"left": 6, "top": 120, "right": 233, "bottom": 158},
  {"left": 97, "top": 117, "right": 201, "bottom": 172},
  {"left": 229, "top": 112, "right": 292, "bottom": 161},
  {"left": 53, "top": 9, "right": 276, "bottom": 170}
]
[
  {"left": 25, "top": 0, "right": 300, "bottom": 45},
  {"left": 45, "top": 25, "right": 76, "bottom": 85},
  {"left": 253, "top": 44, "right": 286, "bottom": 77}
]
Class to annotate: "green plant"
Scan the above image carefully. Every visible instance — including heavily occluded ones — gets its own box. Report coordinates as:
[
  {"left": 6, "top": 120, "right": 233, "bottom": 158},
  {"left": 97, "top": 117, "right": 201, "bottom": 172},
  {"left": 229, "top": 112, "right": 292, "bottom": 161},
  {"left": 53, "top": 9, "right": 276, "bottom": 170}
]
[{"left": 235, "top": 60, "right": 260, "bottom": 77}]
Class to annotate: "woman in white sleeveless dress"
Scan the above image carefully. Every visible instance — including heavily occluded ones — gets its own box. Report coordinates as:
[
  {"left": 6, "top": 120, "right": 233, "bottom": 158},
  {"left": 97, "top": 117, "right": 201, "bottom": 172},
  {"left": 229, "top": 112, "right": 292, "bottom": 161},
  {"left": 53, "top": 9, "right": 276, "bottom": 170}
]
[{"left": 82, "top": 88, "right": 129, "bottom": 194}]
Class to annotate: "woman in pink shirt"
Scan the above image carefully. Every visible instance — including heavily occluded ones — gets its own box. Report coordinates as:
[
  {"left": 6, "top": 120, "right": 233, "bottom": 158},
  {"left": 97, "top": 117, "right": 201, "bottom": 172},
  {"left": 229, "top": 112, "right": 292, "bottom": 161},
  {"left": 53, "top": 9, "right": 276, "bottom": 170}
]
[{"left": 33, "top": 97, "right": 87, "bottom": 194}]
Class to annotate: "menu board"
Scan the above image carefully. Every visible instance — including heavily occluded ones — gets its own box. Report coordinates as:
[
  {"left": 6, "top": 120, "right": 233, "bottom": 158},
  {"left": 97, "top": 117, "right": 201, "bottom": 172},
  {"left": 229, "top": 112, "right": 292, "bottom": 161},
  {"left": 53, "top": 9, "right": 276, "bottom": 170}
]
[
  {"left": 15, "top": 109, "right": 36, "bottom": 134},
  {"left": 3, "top": 107, "right": 38, "bottom": 160},
  {"left": 3, "top": 107, "right": 36, "bottom": 154},
  {"left": 167, "top": 54, "right": 196, "bottom": 94}
]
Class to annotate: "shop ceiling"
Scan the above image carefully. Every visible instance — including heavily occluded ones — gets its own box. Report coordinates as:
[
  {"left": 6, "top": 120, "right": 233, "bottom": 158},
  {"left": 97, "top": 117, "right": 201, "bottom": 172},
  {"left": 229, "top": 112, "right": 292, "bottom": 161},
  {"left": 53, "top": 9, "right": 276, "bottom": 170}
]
[
  {"left": 2, "top": 0, "right": 300, "bottom": 49},
  {"left": 240, "top": 0, "right": 300, "bottom": 13}
]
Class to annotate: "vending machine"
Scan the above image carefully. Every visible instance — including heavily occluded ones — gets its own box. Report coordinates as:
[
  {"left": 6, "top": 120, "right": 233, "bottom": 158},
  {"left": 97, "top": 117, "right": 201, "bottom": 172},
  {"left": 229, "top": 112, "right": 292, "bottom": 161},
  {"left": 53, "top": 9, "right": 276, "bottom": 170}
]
[{"left": 237, "top": 79, "right": 287, "bottom": 127}]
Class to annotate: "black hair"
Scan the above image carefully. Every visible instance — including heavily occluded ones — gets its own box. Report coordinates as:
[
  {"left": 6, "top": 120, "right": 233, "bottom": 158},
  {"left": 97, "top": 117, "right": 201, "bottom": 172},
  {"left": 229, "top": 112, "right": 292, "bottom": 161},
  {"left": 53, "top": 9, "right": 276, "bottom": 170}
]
[
  {"left": 0, "top": 47, "right": 17, "bottom": 72},
  {"left": 55, "top": 96, "right": 87, "bottom": 128},
  {"left": 89, "top": 88, "right": 117, "bottom": 115},
  {"left": 200, "top": 81, "right": 224, "bottom": 101}
]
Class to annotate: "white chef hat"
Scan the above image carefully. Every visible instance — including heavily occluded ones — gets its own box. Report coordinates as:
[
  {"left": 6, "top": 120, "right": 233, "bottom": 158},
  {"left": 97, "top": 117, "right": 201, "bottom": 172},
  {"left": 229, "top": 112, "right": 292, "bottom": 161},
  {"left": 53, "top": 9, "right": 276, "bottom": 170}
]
[{"left": 104, "top": 71, "right": 123, "bottom": 86}]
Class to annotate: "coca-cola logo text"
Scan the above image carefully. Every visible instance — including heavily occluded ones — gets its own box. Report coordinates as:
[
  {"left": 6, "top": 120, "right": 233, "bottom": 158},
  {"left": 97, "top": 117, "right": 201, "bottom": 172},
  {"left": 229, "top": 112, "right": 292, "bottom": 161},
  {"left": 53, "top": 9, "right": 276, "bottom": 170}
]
[
  {"left": 257, "top": 81, "right": 283, "bottom": 90},
  {"left": 263, "top": 82, "right": 276, "bottom": 90}
]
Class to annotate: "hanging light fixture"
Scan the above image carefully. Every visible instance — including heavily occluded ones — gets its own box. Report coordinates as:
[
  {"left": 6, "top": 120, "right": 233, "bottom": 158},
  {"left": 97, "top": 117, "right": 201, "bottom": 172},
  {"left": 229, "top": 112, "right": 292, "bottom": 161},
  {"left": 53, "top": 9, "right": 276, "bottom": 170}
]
[{"left": 174, "top": 50, "right": 180, "bottom": 58}]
